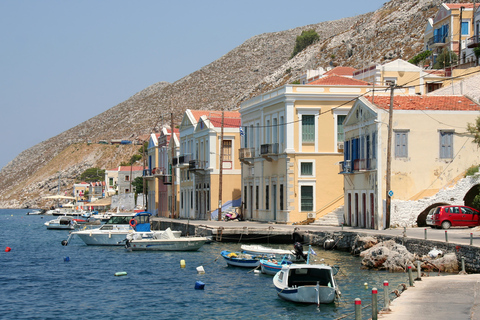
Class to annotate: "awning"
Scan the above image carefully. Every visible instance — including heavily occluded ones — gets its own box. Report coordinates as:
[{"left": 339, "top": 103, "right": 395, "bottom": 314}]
[
  {"left": 89, "top": 197, "right": 112, "bottom": 207},
  {"left": 43, "top": 195, "right": 76, "bottom": 200}
]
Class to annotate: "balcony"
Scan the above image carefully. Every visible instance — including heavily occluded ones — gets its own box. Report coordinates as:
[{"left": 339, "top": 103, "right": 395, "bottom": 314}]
[
  {"left": 188, "top": 160, "right": 208, "bottom": 173},
  {"left": 338, "top": 160, "right": 352, "bottom": 174},
  {"left": 467, "top": 35, "right": 479, "bottom": 48},
  {"left": 430, "top": 34, "right": 448, "bottom": 47},
  {"left": 172, "top": 157, "right": 178, "bottom": 166},
  {"left": 177, "top": 154, "right": 192, "bottom": 167},
  {"left": 260, "top": 143, "right": 279, "bottom": 162},
  {"left": 239, "top": 148, "right": 255, "bottom": 165},
  {"left": 339, "top": 158, "right": 377, "bottom": 174},
  {"left": 162, "top": 175, "right": 172, "bottom": 185}
]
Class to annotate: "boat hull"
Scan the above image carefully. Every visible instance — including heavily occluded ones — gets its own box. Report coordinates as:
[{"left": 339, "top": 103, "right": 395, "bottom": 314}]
[
  {"left": 275, "top": 284, "right": 336, "bottom": 304},
  {"left": 260, "top": 259, "right": 292, "bottom": 275},
  {"left": 128, "top": 238, "right": 207, "bottom": 251},
  {"left": 221, "top": 251, "right": 260, "bottom": 268}
]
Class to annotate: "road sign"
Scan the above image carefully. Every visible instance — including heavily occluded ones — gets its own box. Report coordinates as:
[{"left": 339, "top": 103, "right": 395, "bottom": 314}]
[{"left": 388, "top": 190, "right": 394, "bottom": 197}]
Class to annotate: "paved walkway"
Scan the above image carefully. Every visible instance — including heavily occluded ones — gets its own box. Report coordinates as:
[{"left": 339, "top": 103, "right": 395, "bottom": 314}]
[
  {"left": 154, "top": 217, "right": 480, "bottom": 247},
  {"left": 379, "top": 273, "right": 480, "bottom": 320}
]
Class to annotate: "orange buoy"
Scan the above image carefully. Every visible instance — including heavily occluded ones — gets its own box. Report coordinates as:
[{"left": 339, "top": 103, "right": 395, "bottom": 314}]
[{"left": 5, "top": 247, "right": 12, "bottom": 252}]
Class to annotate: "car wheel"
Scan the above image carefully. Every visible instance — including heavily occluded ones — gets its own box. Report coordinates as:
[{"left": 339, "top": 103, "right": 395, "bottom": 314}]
[
  {"left": 430, "top": 226, "right": 436, "bottom": 229},
  {"left": 441, "top": 221, "right": 451, "bottom": 230}
]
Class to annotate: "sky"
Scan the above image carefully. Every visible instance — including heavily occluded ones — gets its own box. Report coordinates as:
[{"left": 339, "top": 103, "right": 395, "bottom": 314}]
[{"left": 0, "top": 0, "right": 387, "bottom": 170}]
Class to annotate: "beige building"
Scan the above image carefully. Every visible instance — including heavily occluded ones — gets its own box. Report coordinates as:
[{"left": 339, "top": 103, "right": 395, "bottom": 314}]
[
  {"left": 144, "top": 133, "right": 161, "bottom": 215},
  {"left": 177, "top": 109, "right": 242, "bottom": 220},
  {"left": 239, "top": 75, "right": 394, "bottom": 224},
  {"left": 353, "top": 59, "right": 446, "bottom": 94},
  {"left": 342, "top": 95, "right": 480, "bottom": 229}
]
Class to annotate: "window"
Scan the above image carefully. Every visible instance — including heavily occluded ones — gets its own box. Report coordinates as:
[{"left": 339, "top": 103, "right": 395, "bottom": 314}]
[
  {"left": 395, "top": 131, "right": 408, "bottom": 158},
  {"left": 125, "top": 175, "right": 130, "bottom": 182},
  {"left": 266, "top": 120, "right": 271, "bottom": 144},
  {"left": 301, "top": 186, "right": 314, "bottom": 211},
  {"left": 109, "top": 178, "right": 114, "bottom": 186},
  {"left": 337, "top": 115, "right": 347, "bottom": 142},
  {"left": 244, "top": 186, "right": 247, "bottom": 209},
  {"left": 462, "top": 21, "right": 469, "bottom": 35},
  {"left": 280, "top": 184, "right": 284, "bottom": 211},
  {"left": 273, "top": 118, "right": 278, "bottom": 144},
  {"left": 302, "top": 115, "right": 315, "bottom": 142},
  {"left": 440, "top": 131, "right": 453, "bottom": 159},
  {"left": 384, "top": 77, "right": 397, "bottom": 86},
  {"left": 300, "top": 162, "right": 313, "bottom": 176},
  {"left": 223, "top": 140, "right": 232, "bottom": 161},
  {"left": 255, "top": 186, "right": 259, "bottom": 210},
  {"left": 265, "top": 185, "right": 269, "bottom": 210}
]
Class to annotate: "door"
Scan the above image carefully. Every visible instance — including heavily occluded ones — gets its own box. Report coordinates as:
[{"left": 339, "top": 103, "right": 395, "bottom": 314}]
[
  {"left": 249, "top": 185, "right": 253, "bottom": 220},
  {"left": 362, "top": 193, "right": 367, "bottom": 228},
  {"left": 460, "top": 206, "right": 475, "bottom": 226}
]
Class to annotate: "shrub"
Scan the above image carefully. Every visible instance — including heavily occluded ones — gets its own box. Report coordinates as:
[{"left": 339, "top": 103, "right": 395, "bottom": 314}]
[
  {"left": 408, "top": 50, "right": 431, "bottom": 66},
  {"left": 465, "top": 165, "right": 480, "bottom": 177},
  {"left": 433, "top": 49, "right": 457, "bottom": 69},
  {"left": 291, "top": 29, "right": 319, "bottom": 59}
]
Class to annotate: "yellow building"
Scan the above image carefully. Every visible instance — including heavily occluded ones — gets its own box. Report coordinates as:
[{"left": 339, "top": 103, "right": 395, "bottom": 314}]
[
  {"left": 144, "top": 133, "right": 161, "bottom": 215},
  {"left": 342, "top": 95, "right": 480, "bottom": 229},
  {"left": 239, "top": 75, "right": 392, "bottom": 224},
  {"left": 425, "top": 3, "right": 476, "bottom": 66},
  {"left": 178, "top": 109, "right": 242, "bottom": 220}
]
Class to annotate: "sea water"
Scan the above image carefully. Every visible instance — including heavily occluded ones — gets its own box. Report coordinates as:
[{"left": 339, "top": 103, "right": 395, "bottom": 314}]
[{"left": 1, "top": 209, "right": 412, "bottom": 319}]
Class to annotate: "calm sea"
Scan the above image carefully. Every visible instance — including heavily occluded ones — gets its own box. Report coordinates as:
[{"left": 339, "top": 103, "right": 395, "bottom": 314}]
[{"left": 1, "top": 209, "right": 412, "bottom": 320}]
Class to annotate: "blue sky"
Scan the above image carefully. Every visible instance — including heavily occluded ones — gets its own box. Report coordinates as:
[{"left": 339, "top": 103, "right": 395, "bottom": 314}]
[{"left": 0, "top": 0, "right": 387, "bottom": 170}]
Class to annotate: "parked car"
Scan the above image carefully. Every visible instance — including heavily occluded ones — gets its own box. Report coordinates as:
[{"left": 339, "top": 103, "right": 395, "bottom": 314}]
[{"left": 427, "top": 205, "right": 480, "bottom": 229}]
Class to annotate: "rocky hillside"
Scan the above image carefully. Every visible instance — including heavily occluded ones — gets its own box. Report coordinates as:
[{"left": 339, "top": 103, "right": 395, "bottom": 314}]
[{"left": 0, "top": 0, "right": 449, "bottom": 208}]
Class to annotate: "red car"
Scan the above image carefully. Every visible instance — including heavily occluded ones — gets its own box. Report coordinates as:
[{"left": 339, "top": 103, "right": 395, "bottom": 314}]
[{"left": 428, "top": 205, "right": 480, "bottom": 229}]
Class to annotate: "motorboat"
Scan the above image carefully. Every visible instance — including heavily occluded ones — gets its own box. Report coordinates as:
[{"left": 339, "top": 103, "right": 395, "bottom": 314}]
[
  {"left": 241, "top": 243, "right": 306, "bottom": 262},
  {"left": 44, "top": 216, "right": 79, "bottom": 230},
  {"left": 272, "top": 246, "right": 340, "bottom": 305},
  {"left": 61, "top": 212, "right": 181, "bottom": 246},
  {"left": 125, "top": 228, "right": 207, "bottom": 251},
  {"left": 260, "top": 257, "right": 292, "bottom": 275},
  {"left": 26, "top": 209, "right": 44, "bottom": 215},
  {"left": 220, "top": 250, "right": 261, "bottom": 268}
]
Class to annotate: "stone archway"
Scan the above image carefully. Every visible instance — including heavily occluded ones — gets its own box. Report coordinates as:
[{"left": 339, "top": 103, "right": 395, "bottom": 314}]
[
  {"left": 416, "top": 202, "right": 449, "bottom": 227},
  {"left": 463, "top": 184, "right": 480, "bottom": 208}
]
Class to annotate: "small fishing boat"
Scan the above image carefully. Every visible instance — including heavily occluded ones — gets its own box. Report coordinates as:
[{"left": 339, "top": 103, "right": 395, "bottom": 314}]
[
  {"left": 220, "top": 250, "right": 261, "bottom": 268},
  {"left": 272, "top": 246, "right": 340, "bottom": 305},
  {"left": 125, "top": 228, "right": 207, "bottom": 251},
  {"left": 241, "top": 244, "right": 305, "bottom": 262},
  {"left": 260, "top": 257, "right": 292, "bottom": 275},
  {"left": 26, "top": 209, "right": 44, "bottom": 215}
]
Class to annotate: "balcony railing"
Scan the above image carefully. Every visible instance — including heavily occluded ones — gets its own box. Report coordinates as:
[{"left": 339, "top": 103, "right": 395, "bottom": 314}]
[
  {"left": 178, "top": 154, "right": 192, "bottom": 166},
  {"left": 339, "top": 158, "right": 377, "bottom": 174},
  {"left": 162, "top": 175, "right": 172, "bottom": 185},
  {"left": 260, "top": 143, "right": 279, "bottom": 155},
  {"left": 432, "top": 34, "right": 448, "bottom": 46},
  {"left": 188, "top": 160, "right": 208, "bottom": 171},
  {"left": 467, "top": 35, "right": 479, "bottom": 48},
  {"left": 239, "top": 148, "right": 255, "bottom": 159}
]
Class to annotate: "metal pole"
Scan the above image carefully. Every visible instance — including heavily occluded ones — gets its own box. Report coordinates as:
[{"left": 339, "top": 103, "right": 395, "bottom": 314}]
[
  {"left": 445, "top": 230, "right": 448, "bottom": 242},
  {"left": 425, "top": 228, "right": 427, "bottom": 240},
  {"left": 416, "top": 260, "right": 422, "bottom": 281},
  {"left": 385, "top": 84, "right": 394, "bottom": 229},
  {"left": 171, "top": 112, "right": 175, "bottom": 219},
  {"left": 383, "top": 281, "right": 390, "bottom": 310},
  {"left": 372, "top": 288, "right": 378, "bottom": 320},
  {"left": 471, "top": 233, "right": 473, "bottom": 245},
  {"left": 462, "top": 257, "right": 466, "bottom": 273},
  {"left": 355, "top": 298, "right": 362, "bottom": 320},
  {"left": 408, "top": 265, "right": 414, "bottom": 287},
  {"left": 458, "top": 6, "right": 464, "bottom": 64},
  {"left": 217, "top": 110, "right": 224, "bottom": 221}
]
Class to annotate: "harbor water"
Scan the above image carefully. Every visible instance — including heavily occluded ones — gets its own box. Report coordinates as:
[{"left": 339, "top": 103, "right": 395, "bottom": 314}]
[{"left": 2, "top": 209, "right": 416, "bottom": 319}]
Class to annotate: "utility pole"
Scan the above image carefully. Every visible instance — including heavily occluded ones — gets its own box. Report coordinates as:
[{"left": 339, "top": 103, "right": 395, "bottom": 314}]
[
  {"left": 171, "top": 112, "right": 176, "bottom": 219},
  {"left": 217, "top": 110, "right": 225, "bottom": 221},
  {"left": 385, "top": 84, "right": 394, "bottom": 229},
  {"left": 458, "top": 6, "right": 464, "bottom": 64},
  {"left": 143, "top": 140, "right": 147, "bottom": 210}
]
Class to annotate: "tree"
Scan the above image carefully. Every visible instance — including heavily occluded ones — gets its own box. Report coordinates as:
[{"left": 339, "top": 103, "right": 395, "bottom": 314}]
[
  {"left": 132, "top": 176, "right": 145, "bottom": 194},
  {"left": 433, "top": 49, "right": 457, "bottom": 69},
  {"left": 408, "top": 50, "right": 431, "bottom": 66},
  {"left": 291, "top": 29, "right": 319, "bottom": 59},
  {"left": 467, "top": 117, "right": 480, "bottom": 147},
  {"left": 79, "top": 168, "right": 105, "bottom": 182}
]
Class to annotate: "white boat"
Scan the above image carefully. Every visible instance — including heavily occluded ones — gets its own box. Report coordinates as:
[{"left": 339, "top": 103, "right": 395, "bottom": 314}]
[
  {"left": 272, "top": 246, "right": 340, "bottom": 305},
  {"left": 44, "top": 216, "right": 78, "bottom": 230},
  {"left": 125, "top": 228, "right": 207, "bottom": 251},
  {"left": 26, "top": 209, "right": 44, "bottom": 215},
  {"left": 62, "top": 212, "right": 181, "bottom": 246},
  {"left": 241, "top": 244, "right": 306, "bottom": 262}
]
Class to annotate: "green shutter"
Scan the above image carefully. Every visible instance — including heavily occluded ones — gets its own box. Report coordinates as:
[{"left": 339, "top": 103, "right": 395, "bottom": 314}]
[{"left": 302, "top": 115, "right": 315, "bottom": 142}]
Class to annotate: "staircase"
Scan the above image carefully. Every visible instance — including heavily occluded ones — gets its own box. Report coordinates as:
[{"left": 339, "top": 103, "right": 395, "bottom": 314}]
[{"left": 311, "top": 206, "right": 345, "bottom": 226}]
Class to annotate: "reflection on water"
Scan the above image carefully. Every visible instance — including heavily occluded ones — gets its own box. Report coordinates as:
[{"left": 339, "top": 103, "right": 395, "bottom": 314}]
[{"left": 1, "top": 209, "right": 440, "bottom": 319}]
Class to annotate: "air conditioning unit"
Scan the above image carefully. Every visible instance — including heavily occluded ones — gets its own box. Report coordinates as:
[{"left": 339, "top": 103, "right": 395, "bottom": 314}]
[
  {"left": 307, "top": 212, "right": 315, "bottom": 219},
  {"left": 337, "top": 142, "right": 344, "bottom": 150}
]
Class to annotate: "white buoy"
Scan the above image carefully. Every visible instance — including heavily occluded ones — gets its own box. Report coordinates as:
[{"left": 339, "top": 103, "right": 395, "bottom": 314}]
[
  {"left": 196, "top": 266, "right": 205, "bottom": 274},
  {"left": 254, "top": 269, "right": 261, "bottom": 274}
]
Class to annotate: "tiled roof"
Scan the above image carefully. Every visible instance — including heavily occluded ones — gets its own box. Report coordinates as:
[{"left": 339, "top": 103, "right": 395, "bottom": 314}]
[
  {"left": 307, "top": 74, "right": 370, "bottom": 86},
  {"left": 209, "top": 117, "right": 242, "bottom": 128},
  {"left": 324, "top": 67, "right": 356, "bottom": 77},
  {"left": 365, "top": 95, "right": 479, "bottom": 111},
  {"left": 445, "top": 3, "right": 474, "bottom": 10},
  {"left": 118, "top": 166, "right": 144, "bottom": 172}
]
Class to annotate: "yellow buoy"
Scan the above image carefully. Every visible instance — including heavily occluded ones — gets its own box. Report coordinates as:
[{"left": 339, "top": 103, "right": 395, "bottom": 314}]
[
  {"left": 180, "top": 260, "right": 186, "bottom": 268},
  {"left": 364, "top": 282, "right": 368, "bottom": 289}
]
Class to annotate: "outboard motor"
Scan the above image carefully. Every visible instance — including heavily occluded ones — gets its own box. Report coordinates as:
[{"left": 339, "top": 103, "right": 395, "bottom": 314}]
[{"left": 294, "top": 242, "right": 307, "bottom": 261}]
